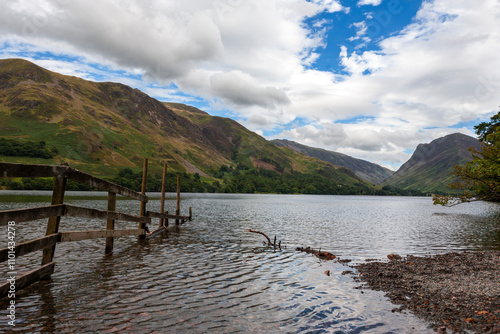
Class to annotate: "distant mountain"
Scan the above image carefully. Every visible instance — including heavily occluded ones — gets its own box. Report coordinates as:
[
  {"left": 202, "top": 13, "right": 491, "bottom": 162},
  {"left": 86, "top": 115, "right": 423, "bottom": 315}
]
[
  {"left": 272, "top": 139, "right": 394, "bottom": 184},
  {"left": 0, "top": 58, "right": 368, "bottom": 192},
  {"left": 383, "top": 133, "right": 480, "bottom": 193},
  {"left": 164, "top": 102, "right": 369, "bottom": 183}
]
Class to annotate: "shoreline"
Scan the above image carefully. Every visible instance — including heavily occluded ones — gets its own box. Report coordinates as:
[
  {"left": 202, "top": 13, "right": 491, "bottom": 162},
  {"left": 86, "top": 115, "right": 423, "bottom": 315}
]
[{"left": 350, "top": 251, "right": 500, "bottom": 333}]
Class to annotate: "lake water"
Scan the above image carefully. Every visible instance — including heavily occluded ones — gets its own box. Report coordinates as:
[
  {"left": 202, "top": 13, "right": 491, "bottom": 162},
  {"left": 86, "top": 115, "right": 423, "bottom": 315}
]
[{"left": 1, "top": 192, "right": 499, "bottom": 333}]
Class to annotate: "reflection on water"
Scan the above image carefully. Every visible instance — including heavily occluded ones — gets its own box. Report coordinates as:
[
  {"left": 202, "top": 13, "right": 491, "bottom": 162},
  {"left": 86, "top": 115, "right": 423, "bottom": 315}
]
[{"left": 0, "top": 192, "right": 499, "bottom": 333}]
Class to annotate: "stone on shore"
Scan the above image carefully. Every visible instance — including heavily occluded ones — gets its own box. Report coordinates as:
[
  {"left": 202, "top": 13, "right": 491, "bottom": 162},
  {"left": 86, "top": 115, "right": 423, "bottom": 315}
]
[{"left": 351, "top": 251, "right": 500, "bottom": 333}]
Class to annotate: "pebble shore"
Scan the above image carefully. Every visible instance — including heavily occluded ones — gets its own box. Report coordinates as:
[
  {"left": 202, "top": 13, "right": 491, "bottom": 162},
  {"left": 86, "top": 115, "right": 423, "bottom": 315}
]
[{"left": 350, "top": 251, "right": 500, "bottom": 333}]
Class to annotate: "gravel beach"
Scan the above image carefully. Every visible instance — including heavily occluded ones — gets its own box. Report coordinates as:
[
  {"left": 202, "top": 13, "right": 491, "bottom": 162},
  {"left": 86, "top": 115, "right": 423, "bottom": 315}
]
[{"left": 350, "top": 251, "right": 500, "bottom": 333}]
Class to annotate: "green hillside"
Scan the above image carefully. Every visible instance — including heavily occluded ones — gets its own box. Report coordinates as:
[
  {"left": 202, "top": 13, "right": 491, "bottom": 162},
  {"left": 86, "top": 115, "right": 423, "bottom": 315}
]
[
  {"left": 0, "top": 58, "right": 372, "bottom": 194},
  {"left": 272, "top": 139, "right": 394, "bottom": 184},
  {"left": 0, "top": 58, "right": 231, "bottom": 177},
  {"left": 383, "top": 133, "right": 480, "bottom": 193}
]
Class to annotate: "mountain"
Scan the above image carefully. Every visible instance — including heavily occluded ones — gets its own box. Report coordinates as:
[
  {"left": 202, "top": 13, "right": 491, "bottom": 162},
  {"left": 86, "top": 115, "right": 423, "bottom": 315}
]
[
  {"left": 383, "top": 133, "right": 480, "bottom": 193},
  {"left": 164, "top": 102, "right": 369, "bottom": 183},
  {"left": 272, "top": 139, "right": 394, "bottom": 184},
  {"left": 0, "top": 58, "right": 229, "bottom": 176},
  {"left": 0, "top": 58, "right": 368, "bottom": 191}
]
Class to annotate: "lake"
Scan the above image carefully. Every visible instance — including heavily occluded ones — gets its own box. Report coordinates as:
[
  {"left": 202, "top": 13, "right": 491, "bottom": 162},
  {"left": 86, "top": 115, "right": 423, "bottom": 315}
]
[{"left": 1, "top": 192, "right": 499, "bottom": 333}]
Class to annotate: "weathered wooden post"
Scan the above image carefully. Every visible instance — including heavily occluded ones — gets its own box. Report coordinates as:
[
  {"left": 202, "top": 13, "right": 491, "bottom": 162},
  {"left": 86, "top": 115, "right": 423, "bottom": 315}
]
[
  {"left": 41, "top": 173, "right": 67, "bottom": 266},
  {"left": 160, "top": 162, "right": 168, "bottom": 227},
  {"left": 105, "top": 191, "right": 116, "bottom": 254},
  {"left": 189, "top": 207, "right": 192, "bottom": 221},
  {"left": 175, "top": 173, "right": 181, "bottom": 225},
  {"left": 139, "top": 158, "right": 148, "bottom": 239}
]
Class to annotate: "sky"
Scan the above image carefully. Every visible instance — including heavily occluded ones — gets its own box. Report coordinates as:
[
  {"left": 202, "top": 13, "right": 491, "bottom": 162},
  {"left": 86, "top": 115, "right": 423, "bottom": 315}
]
[{"left": 0, "top": 0, "right": 499, "bottom": 170}]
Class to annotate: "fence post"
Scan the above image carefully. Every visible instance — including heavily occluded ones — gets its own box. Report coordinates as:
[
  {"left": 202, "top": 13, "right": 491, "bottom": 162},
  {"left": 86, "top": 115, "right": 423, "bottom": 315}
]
[
  {"left": 105, "top": 191, "right": 116, "bottom": 254},
  {"left": 139, "top": 158, "right": 148, "bottom": 239},
  {"left": 160, "top": 162, "right": 167, "bottom": 227},
  {"left": 176, "top": 173, "right": 180, "bottom": 225},
  {"left": 41, "top": 174, "right": 67, "bottom": 266}
]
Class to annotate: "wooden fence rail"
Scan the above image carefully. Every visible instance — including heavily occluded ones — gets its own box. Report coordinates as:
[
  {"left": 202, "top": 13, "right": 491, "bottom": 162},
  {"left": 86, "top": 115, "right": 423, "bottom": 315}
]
[
  {"left": 0, "top": 160, "right": 192, "bottom": 300},
  {"left": 0, "top": 205, "right": 66, "bottom": 225},
  {"left": 0, "top": 162, "right": 147, "bottom": 202},
  {"left": 0, "top": 234, "right": 59, "bottom": 262}
]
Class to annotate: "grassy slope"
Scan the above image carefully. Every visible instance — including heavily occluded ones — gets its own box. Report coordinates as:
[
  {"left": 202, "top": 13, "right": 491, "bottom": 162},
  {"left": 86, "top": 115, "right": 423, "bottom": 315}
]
[
  {"left": 0, "top": 59, "right": 370, "bottom": 191},
  {"left": 0, "top": 59, "right": 229, "bottom": 177},
  {"left": 383, "top": 133, "right": 480, "bottom": 193},
  {"left": 272, "top": 139, "right": 394, "bottom": 184},
  {"left": 166, "top": 102, "right": 369, "bottom": 187}
]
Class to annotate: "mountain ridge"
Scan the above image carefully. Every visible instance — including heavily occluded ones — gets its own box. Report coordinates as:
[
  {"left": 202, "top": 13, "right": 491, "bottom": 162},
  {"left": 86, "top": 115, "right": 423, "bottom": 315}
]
[
  {"left": 0, "top": 58, "right": 370, "bottom": 193},
  {"left": 272, "top": 139, "right": 394, "bottom": 184},
  {"left": 0, "top": 58, "right": 481, "bottom": 195},
  {"left": 383, "top": 133, "right": 480, "bottom": 193}
]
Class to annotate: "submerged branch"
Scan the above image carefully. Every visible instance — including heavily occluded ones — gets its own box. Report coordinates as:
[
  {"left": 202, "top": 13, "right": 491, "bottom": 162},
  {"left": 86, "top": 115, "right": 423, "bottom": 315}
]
[
  {"left": 296, "top": 247, "right": 336, "bottom": 261},
  {"left": 246, "top": 229, "right": 272, "bottom": 245},
  {"left": 246, "top": 229, "right": 281, "bottom": 249}
]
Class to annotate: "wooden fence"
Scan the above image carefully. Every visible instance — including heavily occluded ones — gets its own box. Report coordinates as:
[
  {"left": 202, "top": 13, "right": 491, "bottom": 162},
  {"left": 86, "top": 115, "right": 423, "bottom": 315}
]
[{"left": 0, "top": 160, "right": 192, "bottom": 299}]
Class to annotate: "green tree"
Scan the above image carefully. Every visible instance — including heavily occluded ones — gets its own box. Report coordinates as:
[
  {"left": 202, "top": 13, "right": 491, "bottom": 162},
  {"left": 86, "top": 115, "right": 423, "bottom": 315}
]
[
  {"left": 433, "top": 110, "right": 500, "bottom": 206},
  {"left": 0, "top": 137, "right": 55, "bottom": 159}
]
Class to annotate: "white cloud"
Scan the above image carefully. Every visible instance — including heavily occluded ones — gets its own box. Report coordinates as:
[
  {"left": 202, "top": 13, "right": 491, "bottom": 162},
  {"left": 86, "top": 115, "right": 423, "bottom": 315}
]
[
  {"left": 311, "top": 0, "right": 347, "bottom": 13},
  {"left": 278, "top": 0, "right": 499, "bottom": 166},
  {"left": 351, "top": 21, "right": 368, "bottom": 38},
  {"left": 277, "top": 120, "right": 476, "bottom": 168},
  {"left": 0, "top": 0, "right": 344, "bottom": 106},
  {"left": 0, "top": 0, "right": 499, "bottom": 168},
  {"left": 339, "top": 46, "right": 384, "bottom": 75},
  {"left": 209, "top": 71, "right": 290, "bottom": 108},
  {"left": 357, "top": 0, "right": 383, "bottom": 6}
]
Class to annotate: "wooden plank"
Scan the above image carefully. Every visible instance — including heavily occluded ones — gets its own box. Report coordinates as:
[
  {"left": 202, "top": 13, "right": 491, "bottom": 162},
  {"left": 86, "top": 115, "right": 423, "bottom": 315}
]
[
  {"left": 0, "top": 234, "right": 59, "bottom": 263},
  {"left": 160, "top": 162, "right": 167, "bottom": 227},
  {"left": 64, "top": 205, "right": 150, "bottom": 224},
  {"left": 147, "top": 211, "right": 187, "bottom": 220},
  {"left": 0, "top": 205, "right": 66, "bottom": 225},
  {"left": 146, "top": 211, "right": 169, "bottom": 219},
  {"left": 0, "top": 162, "right": 71, "bottom": 178},
  {"left": 0, "top": 162, "right": 147, "bottom": 202},
  {"left": 59, "top": 229, "right": 145, "bottom": 242},
  {"left": 146, "top": 226, "right": 169, "bottom": 239},
  {"left": 138, "top": 159, "right": 148, "bottom": 240},
  {"left": 42, "top": 175, "right": 66, "bottom": 265},
  {"left": 0, "top": 205, "right": 152, "bottom": 225},
  {"left": 105, "top": 192, "right": 116, "bottom": 254},
  {"left": 69, "top": 170, "right": 147, "bottom": 202},
  {"left": 176, "top": 173, "right": 181, "bottom": 225},
  {"left": 0, "top": 262, "right": 55, "bottom": 300}
]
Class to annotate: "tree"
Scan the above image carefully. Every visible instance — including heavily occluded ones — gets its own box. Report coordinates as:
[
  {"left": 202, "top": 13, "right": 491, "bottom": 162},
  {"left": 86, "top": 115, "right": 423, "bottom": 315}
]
[{"left": 433, "top": 110, "right": 500, "bottom": 206}]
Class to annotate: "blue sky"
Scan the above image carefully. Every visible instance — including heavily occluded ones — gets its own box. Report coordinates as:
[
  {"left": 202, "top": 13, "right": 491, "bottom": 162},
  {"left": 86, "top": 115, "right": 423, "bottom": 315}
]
[
  {"left": 1, "top": 0, "right": 499, "bottom": 170},
  {"left": 308, "top": 0, "right": 423, "bottom": 73}
]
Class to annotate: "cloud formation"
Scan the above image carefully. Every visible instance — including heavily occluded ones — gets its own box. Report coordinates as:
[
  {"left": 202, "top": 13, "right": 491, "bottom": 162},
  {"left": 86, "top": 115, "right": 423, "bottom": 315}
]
[
  {"left": 357, "top": 0, "right": 383, "bottom": 6},
  {"left": 0, "top": 0, "right": 498, "bottom": 169},
  {"left": 277, "top": 0, "right": 500, "bottom": 167}
]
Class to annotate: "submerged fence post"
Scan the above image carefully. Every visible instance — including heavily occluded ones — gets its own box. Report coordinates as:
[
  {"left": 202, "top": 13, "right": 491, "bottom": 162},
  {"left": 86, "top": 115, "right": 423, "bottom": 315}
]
[
  {"left": 105, "top": 191, "right": 116, "bottom": 254},
  {"left": 176, "top": 173, "right": 181, "bottom": 225},
  {"left": 139, "top": 158, "right": 148, "bottom": 239},
  {"left": 41, "top": 174, "right": 67, "bottom": 266},
  {"left": 160, "top": 163, "right": 167, "bottom": 227}
]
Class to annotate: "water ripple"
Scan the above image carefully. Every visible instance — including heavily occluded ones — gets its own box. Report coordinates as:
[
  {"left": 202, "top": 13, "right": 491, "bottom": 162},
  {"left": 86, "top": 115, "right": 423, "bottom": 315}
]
[{"left": 1, "top": 193, "right": 498, "bottom": 332}]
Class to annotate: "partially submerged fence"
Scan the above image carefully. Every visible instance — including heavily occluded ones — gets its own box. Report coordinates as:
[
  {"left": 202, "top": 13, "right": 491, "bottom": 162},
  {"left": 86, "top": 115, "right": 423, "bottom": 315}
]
[{"left": 0, "top": 160, "right": 191, "bottom": 299}]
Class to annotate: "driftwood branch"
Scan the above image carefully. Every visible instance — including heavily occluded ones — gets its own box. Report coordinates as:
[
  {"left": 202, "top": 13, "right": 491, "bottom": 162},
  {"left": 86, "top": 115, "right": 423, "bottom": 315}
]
[
  {"left": 246, "top": 229, "right": 281, "bottom": 249},
  {"left": 245, "top": 230, "right": 337, "bottom": 261},
  {"left": 246, "top": 229, "right": 272, "bottom": 245},
  {"left": 296, "top": 247, "right": 336, "bottom": 261}
]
